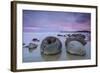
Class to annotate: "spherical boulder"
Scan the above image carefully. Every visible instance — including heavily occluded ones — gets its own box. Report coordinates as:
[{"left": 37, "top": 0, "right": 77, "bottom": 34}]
[
  {"left": 66, "top": 41, "right": 86, "bottom": 56},
  {"left": 40, "top": 36, "right": 62, "bottom": 55}
]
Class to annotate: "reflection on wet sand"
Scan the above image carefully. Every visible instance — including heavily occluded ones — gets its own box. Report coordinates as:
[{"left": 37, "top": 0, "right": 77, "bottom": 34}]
[{"left": 41, "top": 52, "right": 61, "bottom": 61}]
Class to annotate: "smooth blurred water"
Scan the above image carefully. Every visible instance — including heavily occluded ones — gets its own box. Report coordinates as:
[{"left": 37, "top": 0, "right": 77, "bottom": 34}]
[{"left": 22, "top": 32, "right": 91, "bottom": 63}]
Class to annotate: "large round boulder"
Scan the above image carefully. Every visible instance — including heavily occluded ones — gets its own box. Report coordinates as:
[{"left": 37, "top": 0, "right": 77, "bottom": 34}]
[
  {"left": 40, "top": 36, "right": 62, "bottom": 55},
  {"left": 66, "top": 41, "right": 86, "bottom": 56}
]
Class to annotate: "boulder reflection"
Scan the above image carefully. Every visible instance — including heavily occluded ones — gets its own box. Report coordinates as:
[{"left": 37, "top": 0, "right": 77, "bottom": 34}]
[{"left": 41, "top": 52, "right": 61, "bottom": 61}]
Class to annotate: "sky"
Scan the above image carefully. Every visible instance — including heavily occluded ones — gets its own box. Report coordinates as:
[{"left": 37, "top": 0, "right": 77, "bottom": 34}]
[{"left": 23, "top": 10, "right": 91, "bottom": 32}]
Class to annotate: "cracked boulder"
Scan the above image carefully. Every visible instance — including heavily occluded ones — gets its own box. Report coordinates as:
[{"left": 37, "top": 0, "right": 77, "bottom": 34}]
[{"left": 66, "top": 41, "right": 86, "bottom": 56}]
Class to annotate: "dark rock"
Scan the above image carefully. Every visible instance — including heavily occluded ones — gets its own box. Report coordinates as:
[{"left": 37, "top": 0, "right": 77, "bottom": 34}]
[
  {"left": 72, "top": 34, "right": 86, "bottom": 39},
  {"left": 57, "top": 34, "right": 64, "bottom": 37},
  {"left": 65, "top": 34, "right": 86, "bottom": 46},
  {"left": 23, "top": 43, "right": 25, "bottom": 46},
  {"left": 32, "top": 38, "right": 40, "bottom": 42}
]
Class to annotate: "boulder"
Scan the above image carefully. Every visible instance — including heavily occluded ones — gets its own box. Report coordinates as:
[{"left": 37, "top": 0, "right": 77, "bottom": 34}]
[
  {"left": 66, "top": 41, "right": 86, "bottom": 56},
  {"left": 27, "top": 43, "right": 38, "bottom": 52},
  {"left": 32, "top": 38, "right": 40, "bottom": 42},
  {"left": 40, "top": 36, "right": 62, "bottom": 55},
  {"left": 28, "top": 43, "right": 38, "bottom": 49}
]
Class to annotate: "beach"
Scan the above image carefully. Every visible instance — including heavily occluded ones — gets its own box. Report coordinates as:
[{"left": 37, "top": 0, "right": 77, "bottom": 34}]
[{"left": 23, "top": 32, "right": 91, "bottom": 62}]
